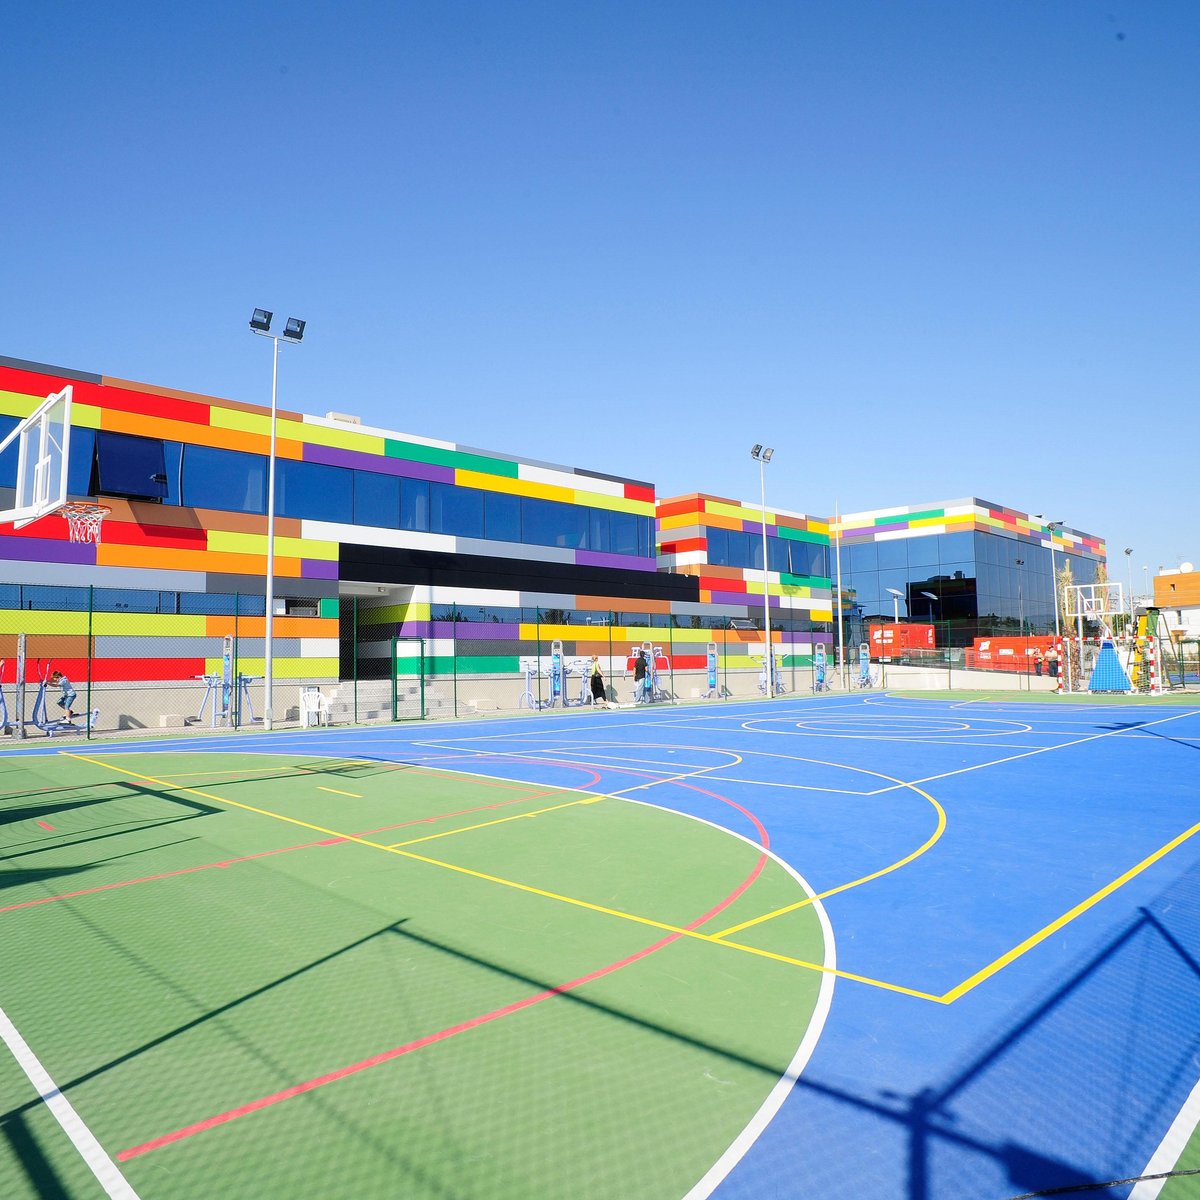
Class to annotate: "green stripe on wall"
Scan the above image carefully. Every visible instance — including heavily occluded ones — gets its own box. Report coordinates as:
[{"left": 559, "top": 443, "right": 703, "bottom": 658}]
[
  {"left": 383, "top": 440, "right": 521, "bottom": 478},
  {"left": 776, "top": 527, "right": 827, "bottom": 544}
]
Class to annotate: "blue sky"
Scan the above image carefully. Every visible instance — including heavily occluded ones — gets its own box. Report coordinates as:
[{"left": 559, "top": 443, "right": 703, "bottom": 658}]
[{"left": 3, "top": 2, "right": 1196, "bottom": 592}]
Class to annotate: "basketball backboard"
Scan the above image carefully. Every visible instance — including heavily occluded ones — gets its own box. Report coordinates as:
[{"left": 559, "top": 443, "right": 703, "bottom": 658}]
[
  {"left": 0, "top": 386, "right": 72, "bottom": 528},
  {"left": 1064, "top": 581, "right": 1123, "bottom": 621}
]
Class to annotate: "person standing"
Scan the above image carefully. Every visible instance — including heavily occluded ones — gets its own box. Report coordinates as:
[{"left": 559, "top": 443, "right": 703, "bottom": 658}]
[
  {"left": 589, "top": 655, "right": 607, "bottom": 707},
  {"left": 1033, "top": 647, "right": 1044, "bottom": 677},
  {"left": 1044, "top": 644, "right": 1059, "bottom": 681},
  {"left": 51, "top": 670, "right": 77, "bottom": 720},
  {"left": 633, "top": 649, "right": 648, "bottom": 703}
]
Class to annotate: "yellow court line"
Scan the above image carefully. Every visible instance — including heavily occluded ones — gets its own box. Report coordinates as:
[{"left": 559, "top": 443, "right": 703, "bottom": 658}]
[
  {"left": 62, "top": 749, "right": 933, "bottom": 998},
  {"left": 712, "top": 768, "right": 947, "bottom": 939},
  {"left": 386, "top": 795, "right": 600, "bottom": 848},
  {"left": 939, "top": 811, "right": 1200, "bottom": 1003},
  {"left": 317, "top": 787, "right": 362, "bottom": 798}
]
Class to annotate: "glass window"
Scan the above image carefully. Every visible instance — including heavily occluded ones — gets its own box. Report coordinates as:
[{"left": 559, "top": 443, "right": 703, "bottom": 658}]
[
  {"left": 938, "top": 531, "right": 975, "bottom": 565},
  {"left": 876, "top": 540, "right": 908, "bottom": 570},
  {"left": 431, "top": 482, "right": 484, "bottom": 538},
  {"left": 93, "top": 431, "right": 168, "bottom": 500},
  {"left": 67, "top": 428, "right": 97, "bottom": 497},
  {"left": 846, "top": 542, "right": 878, "bottom": 572},
  {"left": 907, "top": 536, "right": 939, "bottom": 568},
  {"left": 180, "top": 592, "right": 266, "bottom": 616},
  {"left": 638, "top": 515, "right": 654, "bottom": 558},
  {"left": 354, "top": 472, "right": 400, "bottom": 528},
  {"left": 0, "top": 416, "right": 17, "bottom": 487},
  {"left": 278, "top": 460, "right": 354, "bottom": 523},
  {"left": 182, "top": 446, "right": 267, "bottom": 514},
  {"left": 23, "top": 584, "right": 88, "bottom": 611},
  {"left": 485, "top": 492, "right": 521, "bottom": 543},
  {"left": 588, "top": 509, "right": 611, "bottom": 553},
  {"left": 93, "top": 588, "right": 162, "bottom": 613},
  {"left": 706, "top": 526, "right": 729, "bottom": 565},
  {"left": 401, "top": 478, "right": 429, "bottom": 531},
  {"left": 0, "top": 583, "right": 19, "bottom": 608},
  {"left": 608, "top": 510, "right": 638, "bottom": 556},
  {"left": 768, "top": 538, "right": 789, "bottom": 574}
]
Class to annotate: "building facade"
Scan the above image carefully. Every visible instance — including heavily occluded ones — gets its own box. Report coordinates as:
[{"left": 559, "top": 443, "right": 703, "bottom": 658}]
[{"left": 0, "top": 354, "right": 1108, "bottom": 722}]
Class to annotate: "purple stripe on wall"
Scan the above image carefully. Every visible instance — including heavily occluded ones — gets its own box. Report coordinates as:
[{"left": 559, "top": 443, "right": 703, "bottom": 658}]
[
  {"left": 574, "top": 549, "right": 656, "bottom": 571},
  {"left": 304, "top": 442, "right": 455, "bottom": 484},
  {"left": 0, "top": 536, "right": 95, "bottom": 565},
  {"left": 708, "top": 589, "right": 766, "bottom": 606},
  {"left": 301, "top": 559, "right": 339, "bottom": 580},
  {"left": 425, "top": 622, "right": 521, "bottom": 640},
  {"left": 740, "top": 519, "right": 776, "bottom": 535}
]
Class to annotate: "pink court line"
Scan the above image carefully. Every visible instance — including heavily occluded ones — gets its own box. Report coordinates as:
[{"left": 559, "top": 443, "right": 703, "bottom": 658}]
[
  {"left": 36, "top": 821, "right": 55, "bottom": 831},
  {"left": 118, "top": 838, "right": 769, "bottom": 1161},
  {"left": 1, "top": 774, "right": 602, "bottom": 918}
]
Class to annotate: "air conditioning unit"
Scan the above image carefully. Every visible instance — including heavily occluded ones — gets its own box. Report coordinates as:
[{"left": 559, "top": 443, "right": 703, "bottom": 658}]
[{"left": 325, "top": 411, "right": 362, "bottom": 425}]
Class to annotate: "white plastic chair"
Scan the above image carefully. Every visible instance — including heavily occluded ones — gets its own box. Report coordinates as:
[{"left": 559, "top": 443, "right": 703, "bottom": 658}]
[{"left": 300, "top": 686, "right": 330, "bottom": 727}]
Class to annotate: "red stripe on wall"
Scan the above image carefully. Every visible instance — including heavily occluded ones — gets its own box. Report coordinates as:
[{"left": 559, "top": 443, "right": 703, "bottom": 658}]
[
  {"left": 20, "top": 659, "right": 209, "bottom": 684},
  {"left": 624, "top": 483, "right": 655, "bottom": 504},
  {"left": 100, "top": 521, "right": 208, "bottom": 549}
]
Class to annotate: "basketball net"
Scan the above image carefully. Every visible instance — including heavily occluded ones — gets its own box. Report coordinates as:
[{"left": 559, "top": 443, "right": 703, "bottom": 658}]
[{"left": 60, "top": 502, "right": 112, "bottom": 544}]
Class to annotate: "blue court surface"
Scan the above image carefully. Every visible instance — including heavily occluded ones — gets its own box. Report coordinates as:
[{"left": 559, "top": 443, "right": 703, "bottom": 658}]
[{"left": 6, "top": 692, "right": 1200, "bottom": 1199}]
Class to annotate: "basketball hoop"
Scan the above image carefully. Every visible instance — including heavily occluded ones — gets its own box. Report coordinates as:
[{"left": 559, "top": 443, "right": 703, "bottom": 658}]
[{"left": 60, "top": 502, "right": 112, "bottom": 544}]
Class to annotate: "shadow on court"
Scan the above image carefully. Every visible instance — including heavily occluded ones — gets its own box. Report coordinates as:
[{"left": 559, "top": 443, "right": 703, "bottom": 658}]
[{"left": 754, "top": 861, "right": 1200, "bottom": 1199}]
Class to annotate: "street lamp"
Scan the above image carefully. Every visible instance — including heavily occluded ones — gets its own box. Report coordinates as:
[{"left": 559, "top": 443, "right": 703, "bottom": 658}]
[
  {"left": 250, "top": 308, "right": 307, "bottom": 731},
  {"left": 1015, "top": 558, "right": 1025, "bottom": 638},
  {"left": 750, "top": 445, "right": 775, "bottom": 696},
  {"left": 919, "top": 590, "right": 937, "bottom": 622},
  {"left": 1123, "top": 548, "right": 1134, "bottom": 634}
]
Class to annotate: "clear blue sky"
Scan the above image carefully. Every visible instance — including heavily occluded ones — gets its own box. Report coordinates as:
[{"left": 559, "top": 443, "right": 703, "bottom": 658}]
[{"left": 3, "top": 2, "right": 1196, "bottom": 593}]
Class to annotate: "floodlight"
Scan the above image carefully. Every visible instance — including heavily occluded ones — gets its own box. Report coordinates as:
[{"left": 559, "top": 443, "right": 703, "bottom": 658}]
[
  {"left": 250, "top": 309, "right": 273, "bottom": 333},
  {"left": 762, "top": 447, "right": 774, "bottom": 462},
  {"left": 886, "top": 587, "right": 904, "bottom": 597},
  {"left": 283, "top": 317, "right": 306, "bottom": 343},
  {"left": 750, "top": 444, "right": 762, "bottom": 458},
  {"left": 920, "top": 591, "right": 937, "bottom": 601}
]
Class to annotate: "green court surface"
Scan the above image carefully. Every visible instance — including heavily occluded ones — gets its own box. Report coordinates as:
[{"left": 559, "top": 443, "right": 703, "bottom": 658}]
[{"left": 1, "top": 751, "right": 828, "bottom": 1199}]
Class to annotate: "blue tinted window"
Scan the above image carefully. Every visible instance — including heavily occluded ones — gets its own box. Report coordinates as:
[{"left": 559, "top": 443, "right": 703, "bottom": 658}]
[
  {"left": 354, "top": 472, "right": 400, "bottom": 528},
  {"left": 67, "top": 428, "right": 97, "bottom": 496},
  {"left": 182, "top": 446, "right": 266, "bottom": 513},
  {"left": 845, "top": 542, "right": 877, "bottom": 572},
  {"left": 277, "top": 460, "right": 353, "bottom": 522},
  {"left": 706, "top": 527, "right": 729, "bottom": 565},
  {"left": 485, "top": 492, "right": 521, "bottom": 542},
  {"left": 588, "top": 509, "right": 611, "bottom": 553},
  {"left": 0, "top": 416, "right": 17, "bottom": 487},
  {"left": 94, "top": 431, "right": 168, "bottom": 500},
  {"left": 907, "top": 536, "right": 939, "bottom": 568},
  {"left": 938, "top": 531, "right": 974, "bottom": 564},
  {"left": 524, "top": 498, "right": 587, "bottom": 549},
  {"left": 93, "top": 588, "right": 163, "bottom": 613},
  {"left": 638, "top": 516, "right": 654, "bottom": 558},
  {"left": 180, "top": 592, "right": 266, "bottom": 616},
  {"left": 0, "top": 583, "right": 19, "bottom": 608},
  {"left": 768, "top": 538, "right": 788, "bottom": 574},
  {"left": 23, "top": 584, "right": 88, "bottom": 611},
  {"left": 876, "top": 539, "right": 908, "bottom": 569},
  {"left": 431, "top": 482, "right": 484, "bottom": 538},
  {"left": 401, "top": 479, "right": 429, "bottom": 531},
  {"left": 609, "top": 511, "right": 638, "bottom": 556}
]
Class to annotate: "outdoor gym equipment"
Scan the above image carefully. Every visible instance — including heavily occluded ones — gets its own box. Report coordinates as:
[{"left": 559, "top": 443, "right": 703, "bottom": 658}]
[{"left": 30, "top": 664, "right": 98, "bottom": 737}]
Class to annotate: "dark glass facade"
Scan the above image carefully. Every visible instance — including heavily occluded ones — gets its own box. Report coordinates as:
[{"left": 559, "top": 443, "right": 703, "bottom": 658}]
[{"left": 837, "top": 530, "right": 1101, "bottom": 646}]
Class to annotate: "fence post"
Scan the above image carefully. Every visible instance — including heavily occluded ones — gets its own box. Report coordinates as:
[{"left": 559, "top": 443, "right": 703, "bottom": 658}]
[
  {"left": 608, "top": 612, "right": 614, "bottom": 702},
  {"left": 86, "top": 585, "right": 94, "bottom": 742},
  {"left": 353, "top": 595, "right": 359, "bottom": 724},
  {"left": 536, "top": 610, "right": 543, "bottom": 709},
  {"left": 668, "top": 623, "right": 675, "bottom": 699},
  {"left": 233, "top": 593, "right": 241, "bottom": 728},
  {"left": 452, "top": 608, "right": 459, "bottom": 718}
]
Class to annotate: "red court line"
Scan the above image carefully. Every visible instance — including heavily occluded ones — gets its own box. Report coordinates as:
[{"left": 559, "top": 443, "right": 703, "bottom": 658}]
[
  {"left": 36, "top": 821, "right": 55, "bottom": 831},
  {"left": 118, "top": 824, "right": 769, "bottom": 1161}
]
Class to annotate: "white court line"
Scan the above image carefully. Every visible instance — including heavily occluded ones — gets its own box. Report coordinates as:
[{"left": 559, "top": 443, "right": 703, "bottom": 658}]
[
  {"left": 1129, "top": 1074, "right": 1200, "bottom": 1199},
  {"left": 0, "top": 1006, "right": 140, "bottom": 1198},
  {"left": 905, "top": 708, "right": 1200, "bottom": 789}
]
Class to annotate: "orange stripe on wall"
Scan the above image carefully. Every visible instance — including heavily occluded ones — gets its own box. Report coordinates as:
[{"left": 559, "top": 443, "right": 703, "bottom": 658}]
[{"left": 96, "top": 543, "right": 306, "bottom": 577}]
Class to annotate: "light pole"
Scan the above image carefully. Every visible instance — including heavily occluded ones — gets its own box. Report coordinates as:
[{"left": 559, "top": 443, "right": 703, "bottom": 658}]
[
  {"left": 250, "top": 308, "right": 307, "bottom": 731},
  {"left": 886, "top": 587, "right": 904, "bottom": 662},
  {"left": 1015, "top": 558, "right": 1025, "bottom": 638},
  {"left": 1123, "top": 548, "right": 1134, "bottom": 634},
  {"left": 920, "top": 590, "right": 937, "bottom": 622},
  {"left": 750, "top": 445, "right": 774, "bottom": 696}
]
